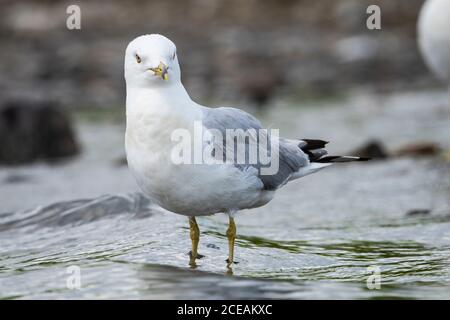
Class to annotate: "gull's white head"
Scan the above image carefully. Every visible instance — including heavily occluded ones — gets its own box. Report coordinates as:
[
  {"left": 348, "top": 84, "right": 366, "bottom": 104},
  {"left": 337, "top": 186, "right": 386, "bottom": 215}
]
[{"left": 124, "top": 34, "right": 181, "bottom": 87}]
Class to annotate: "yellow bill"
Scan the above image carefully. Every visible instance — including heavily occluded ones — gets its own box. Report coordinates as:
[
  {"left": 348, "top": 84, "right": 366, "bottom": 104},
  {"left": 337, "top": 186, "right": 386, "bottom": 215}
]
[{"left": 150, "top": 62, "right": 169, "bottom": 80}]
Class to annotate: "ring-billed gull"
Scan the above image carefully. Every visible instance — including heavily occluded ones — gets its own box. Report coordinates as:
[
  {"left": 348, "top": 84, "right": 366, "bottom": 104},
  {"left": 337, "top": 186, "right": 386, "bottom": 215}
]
[
  {"left": 418, "top": 0, "right": 450, "bottom": 92},
  {"left": 124, "top": 34, "right": 368, "bottom": 269}
]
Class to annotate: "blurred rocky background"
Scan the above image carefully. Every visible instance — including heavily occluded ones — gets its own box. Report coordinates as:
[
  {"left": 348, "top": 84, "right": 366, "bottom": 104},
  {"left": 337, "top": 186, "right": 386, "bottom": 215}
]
[
  {"left": 2, "top": 0, "right": 450, "bottom": 300},
  {"left": 0, "top": 0, "right": 448, "bottom": 203},
  {"left": 0, "top": 100, "right": 79, "bottom": 164},
  {"left": 0, "top": 0, "right": 433, "bottom": 109}
]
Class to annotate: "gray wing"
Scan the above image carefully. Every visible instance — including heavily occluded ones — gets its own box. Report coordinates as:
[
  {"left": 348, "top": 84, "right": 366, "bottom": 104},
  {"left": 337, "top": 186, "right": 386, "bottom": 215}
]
[{"left": 202, "top": 106, "right": 309, "bottom": 190}]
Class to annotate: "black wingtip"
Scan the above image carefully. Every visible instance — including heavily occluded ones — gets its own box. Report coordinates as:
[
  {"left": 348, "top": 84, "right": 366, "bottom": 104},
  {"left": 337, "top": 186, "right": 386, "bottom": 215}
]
[
  {"left": 300, "top": 139, "right": 329, "bottom": 150},
  {"left": 315, "top": 156, "right": 371, "bottom": 163}
]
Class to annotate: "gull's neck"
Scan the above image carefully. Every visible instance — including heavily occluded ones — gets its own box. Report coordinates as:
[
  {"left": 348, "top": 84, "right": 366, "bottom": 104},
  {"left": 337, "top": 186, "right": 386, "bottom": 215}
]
[
  {"left": 127, "top": 81, "right": 191, "bottom": 103},
  {"left": 126, "top": 80, "right": 203, "bottom": 132},
  {"left": 126, "top": 81, "right": 197, "bottom": 116}
]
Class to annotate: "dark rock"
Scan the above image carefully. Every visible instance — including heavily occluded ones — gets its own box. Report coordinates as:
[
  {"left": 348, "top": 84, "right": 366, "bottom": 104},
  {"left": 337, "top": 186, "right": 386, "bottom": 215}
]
[
  {"left": 349, "top": 140, "right": 389, "bottom": 160},
  {"left": 393, "top": 142, "right": 441, "bottom": 157},
  {"left": 113, "top": 155, "right": 128, "bottom": 167},
  {"left": 3, "top": 174, "right": 33, "bottom": 184},
  {"left": 206, "top": 243, "right": 220, "bottom": 250},
  {"left": 0, "top": 100, "right": 80, "bottom": 165},
  {"left": 406, "top": 209, "right": 431, "bottom": 216},
  {"left": 238, "top": 64, "right": 283, "bottom": 107}
]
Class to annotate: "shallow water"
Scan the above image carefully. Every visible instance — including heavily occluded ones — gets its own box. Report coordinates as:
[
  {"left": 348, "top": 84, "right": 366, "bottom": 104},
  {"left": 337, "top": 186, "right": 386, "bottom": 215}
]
[
  {"left": 1, "top": 189, "right": 450, "bottom": 299},
  {"left": 1, "top": 89, "right": 449, "bottom": 299}
]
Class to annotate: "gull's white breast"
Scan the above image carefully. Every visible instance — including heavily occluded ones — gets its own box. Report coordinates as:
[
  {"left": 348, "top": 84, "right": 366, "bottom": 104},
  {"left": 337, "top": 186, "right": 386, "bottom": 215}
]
[{"left": 125, "top": 89, "right": 272, "bottom": 216}]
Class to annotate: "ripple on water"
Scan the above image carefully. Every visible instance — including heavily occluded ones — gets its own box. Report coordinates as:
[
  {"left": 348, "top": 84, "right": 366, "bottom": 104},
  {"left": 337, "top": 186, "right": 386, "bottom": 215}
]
[{"left": 0, "top": 193, "right": 450, "bottom": 299}]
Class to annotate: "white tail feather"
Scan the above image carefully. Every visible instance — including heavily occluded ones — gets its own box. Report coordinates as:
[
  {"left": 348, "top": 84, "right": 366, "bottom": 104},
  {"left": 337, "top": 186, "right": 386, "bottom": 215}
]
[{"left": 290, "top": 162, "right": 333, "bottom": 180}]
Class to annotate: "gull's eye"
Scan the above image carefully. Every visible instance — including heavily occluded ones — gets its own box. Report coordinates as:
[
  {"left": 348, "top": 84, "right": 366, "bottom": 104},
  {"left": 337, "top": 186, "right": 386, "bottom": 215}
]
[{"left": 135, "top": 54, "right": 141, "bottom": 63}]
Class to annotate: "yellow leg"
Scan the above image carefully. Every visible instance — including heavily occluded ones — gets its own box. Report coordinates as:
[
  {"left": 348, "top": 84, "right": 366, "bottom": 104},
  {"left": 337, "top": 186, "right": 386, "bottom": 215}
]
[
  {"left": 226, "top": 217, "right": 236, "bottom": 268},
  {"left": 189, "top": 216, "right": 200, "bottom": 267}
]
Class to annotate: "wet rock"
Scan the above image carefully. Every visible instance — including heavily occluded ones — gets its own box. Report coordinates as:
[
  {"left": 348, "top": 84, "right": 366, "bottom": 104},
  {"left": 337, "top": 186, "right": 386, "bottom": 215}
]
[
  {"left": 406, "top": 209, "right": 431, "bottom": 216},
  {"left": 349, "top": 140, "right": 389, "bottom": 160},
  {"left": 349, "top": 140, "right": 441, "bottom": 161},
  {"left": 0, "top": 100, "right": 80, "bottom": 165},
  {"left": 393, "top": 142, "right": 441, "bottom": 157},
  {"left": 113, "top": 155, "right": 128, "bottom": 167},
  {"left": 238, "top": 65, "right": 283, "bottom": 107},
  {"left": 3, "top": 174, "right": 33, "bottom": 184},
  {"left": 445, "top": 149, "right": 450, "bottom": 162}
]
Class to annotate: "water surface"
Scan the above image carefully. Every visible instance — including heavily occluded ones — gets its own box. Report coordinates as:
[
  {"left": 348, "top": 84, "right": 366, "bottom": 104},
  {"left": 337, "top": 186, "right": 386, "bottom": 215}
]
[{"left": 1, "top": 89, "right": 449, "bottom": 299}]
